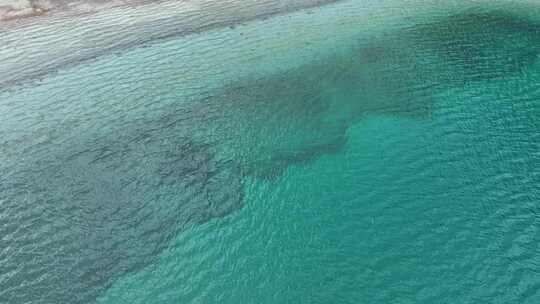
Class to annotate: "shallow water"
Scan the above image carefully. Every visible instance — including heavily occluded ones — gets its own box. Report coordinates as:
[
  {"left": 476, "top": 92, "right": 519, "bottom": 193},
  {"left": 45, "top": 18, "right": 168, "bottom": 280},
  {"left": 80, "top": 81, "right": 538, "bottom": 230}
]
[{"left": 1, "top": 0, "right": 540, "bottom": 303}]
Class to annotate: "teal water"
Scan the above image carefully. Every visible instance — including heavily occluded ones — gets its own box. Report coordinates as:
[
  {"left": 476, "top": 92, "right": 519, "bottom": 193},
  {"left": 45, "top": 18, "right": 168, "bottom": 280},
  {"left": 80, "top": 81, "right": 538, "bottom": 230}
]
[{"left": 1, "top": 0, "right": 540, "bottom": 303}]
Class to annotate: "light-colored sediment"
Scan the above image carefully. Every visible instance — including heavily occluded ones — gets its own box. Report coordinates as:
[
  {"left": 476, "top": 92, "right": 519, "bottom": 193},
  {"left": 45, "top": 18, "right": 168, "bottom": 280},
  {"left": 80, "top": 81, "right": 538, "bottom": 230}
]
[
  {"left": 0, "top": 0, "right": 51, "bottom": 21},
  {"left": 0, "top": 0, "right": 163, "bottom": 22}
]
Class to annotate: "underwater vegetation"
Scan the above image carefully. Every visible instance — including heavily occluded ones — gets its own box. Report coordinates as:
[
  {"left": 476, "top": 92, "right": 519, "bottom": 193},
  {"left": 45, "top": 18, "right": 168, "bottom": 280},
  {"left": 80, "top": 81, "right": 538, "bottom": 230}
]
[
  {"left": 0, "top": 120, "right": 243, "bottom": 302},
  {"left": 410, "top": 10, "right": 540, "bottom": 82}
]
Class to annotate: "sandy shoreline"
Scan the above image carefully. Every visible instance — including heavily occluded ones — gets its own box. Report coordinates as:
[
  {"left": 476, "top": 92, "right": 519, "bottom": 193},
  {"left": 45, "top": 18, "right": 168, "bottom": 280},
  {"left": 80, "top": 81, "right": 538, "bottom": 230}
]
[
  {"left": 0, "top": 0, "right": 49, "bottom": 21},
  {"left": 0, "top": 0, "right": 163, "bottom": 22}
]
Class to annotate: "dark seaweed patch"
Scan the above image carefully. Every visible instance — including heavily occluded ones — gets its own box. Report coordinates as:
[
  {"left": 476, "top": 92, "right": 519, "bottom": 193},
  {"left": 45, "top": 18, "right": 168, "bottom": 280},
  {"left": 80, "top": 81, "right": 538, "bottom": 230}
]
[
  {"left": 199, "top": 39, "right": 438, "bottom": 180},
  {"left": 410, "top": 10, "right": 540, "bottom": 82},
  {"left": 0, "top": 127, "right": 243, "bottom": 303}
]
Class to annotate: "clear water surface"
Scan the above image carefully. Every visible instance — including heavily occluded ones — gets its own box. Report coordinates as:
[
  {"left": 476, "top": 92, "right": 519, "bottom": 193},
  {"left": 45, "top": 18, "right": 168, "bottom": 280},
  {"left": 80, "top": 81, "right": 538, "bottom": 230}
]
[{"left": 1, "top": 0, "right": 539, "bottom": 303}]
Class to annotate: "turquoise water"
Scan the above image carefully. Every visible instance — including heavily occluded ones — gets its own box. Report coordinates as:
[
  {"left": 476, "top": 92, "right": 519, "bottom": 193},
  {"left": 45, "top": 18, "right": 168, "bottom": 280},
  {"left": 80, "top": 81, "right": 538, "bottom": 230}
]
[{"left": 1, "top": 0, "right": 540, "bottom": 303}]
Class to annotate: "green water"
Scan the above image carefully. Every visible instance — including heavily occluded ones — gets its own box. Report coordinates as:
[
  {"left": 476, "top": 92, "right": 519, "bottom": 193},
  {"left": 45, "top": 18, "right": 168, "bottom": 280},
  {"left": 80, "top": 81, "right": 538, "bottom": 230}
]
[{"left": 1, "top": 0, "right": 540, "bottom": 303}]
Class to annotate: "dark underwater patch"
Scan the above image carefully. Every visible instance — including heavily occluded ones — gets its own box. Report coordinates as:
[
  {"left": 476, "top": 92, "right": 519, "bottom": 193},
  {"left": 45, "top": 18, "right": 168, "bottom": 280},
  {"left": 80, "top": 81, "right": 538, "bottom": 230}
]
[
  {"left": 201, "top": 8, "right": 540, "bottom": 181},
  {"left": 0, "top": 125, "right": 243, "bottom": 303},
  {"left": 409, "top": 9, "right": 540, "bottom": 83},
  {"left": 200, "top": 37, "right": 439, "bottom": 180}
]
